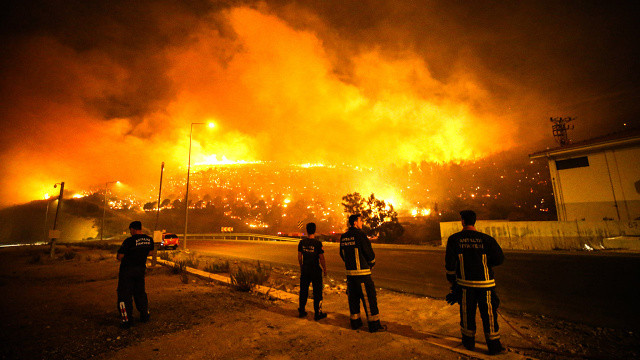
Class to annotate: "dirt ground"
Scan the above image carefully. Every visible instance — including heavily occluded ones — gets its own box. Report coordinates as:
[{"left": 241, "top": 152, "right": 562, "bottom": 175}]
[{"left": 0, "top": 245, "right": 638, "bottom": 360}]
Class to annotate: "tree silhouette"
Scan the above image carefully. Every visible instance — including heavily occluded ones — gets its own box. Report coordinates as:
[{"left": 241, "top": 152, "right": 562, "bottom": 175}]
[{"left": 341, "top": 192, "right": 404, "bottom": 242}]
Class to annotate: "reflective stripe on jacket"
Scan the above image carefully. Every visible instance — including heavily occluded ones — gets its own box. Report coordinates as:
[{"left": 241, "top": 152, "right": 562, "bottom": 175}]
[{"left": 340, "top": 227, "right": 376, "bottom": 276}]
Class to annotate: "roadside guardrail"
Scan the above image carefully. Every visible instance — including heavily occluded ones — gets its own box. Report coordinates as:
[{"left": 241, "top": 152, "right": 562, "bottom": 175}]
[{"left": 177, "top": 233, "right": 299, "bottom": 242}]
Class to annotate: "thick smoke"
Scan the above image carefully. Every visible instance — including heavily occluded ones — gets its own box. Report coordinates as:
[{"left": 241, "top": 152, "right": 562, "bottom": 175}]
[{"left": 0, "top": 1, "right": 638, "bottom": 206}]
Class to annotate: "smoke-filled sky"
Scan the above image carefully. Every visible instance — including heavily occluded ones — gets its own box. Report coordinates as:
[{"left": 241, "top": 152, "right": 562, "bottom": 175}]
[{"left": 1, "top": 0, "right": 638, "bottom": 206}]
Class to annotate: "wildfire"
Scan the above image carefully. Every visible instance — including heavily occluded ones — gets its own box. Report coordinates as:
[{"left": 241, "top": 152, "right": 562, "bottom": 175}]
[
  {"left": 194, "top": 155, "right": 262, "bottom": 167},
  {"left": 1, "top": 4, "right": 519, "bottom": 207},
  {"left": 411, "top": 208, "right": 432, "bottom": 217}
]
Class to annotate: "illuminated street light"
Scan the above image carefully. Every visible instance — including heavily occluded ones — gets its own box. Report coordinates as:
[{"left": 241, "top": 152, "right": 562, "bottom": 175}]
[
  {"left": 101, "top": 180, "right": 119, "bottom": 241},
  {"left": 184, "top": 122, "right": 214, "bottom": 251}
]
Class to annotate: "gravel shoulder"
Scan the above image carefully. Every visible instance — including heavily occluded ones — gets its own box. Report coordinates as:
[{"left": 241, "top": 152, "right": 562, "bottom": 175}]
[{"left": 0, "top": 245, "right": 637, "bottom": 360}]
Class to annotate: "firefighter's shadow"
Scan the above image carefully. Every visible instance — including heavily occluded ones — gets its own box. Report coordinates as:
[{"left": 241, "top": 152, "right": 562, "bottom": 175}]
[{"left": 260, "top": 305, "right": 457, "bottom": 342}]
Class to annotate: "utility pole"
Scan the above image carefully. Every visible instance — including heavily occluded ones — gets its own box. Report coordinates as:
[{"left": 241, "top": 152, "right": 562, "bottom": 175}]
[
  {"left": 153, "top": 162, "right": 164, "bottom": 266},
  {"left": 49, "top": 182, "right": 64, "bottom": 259},
  {"left": 154, "top": 162, "right": 165, "bottom": 231}
]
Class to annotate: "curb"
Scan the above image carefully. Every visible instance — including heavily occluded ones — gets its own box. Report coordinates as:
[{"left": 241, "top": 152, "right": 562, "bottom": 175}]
[{"left": 152, "top": 258, "right": 298, "bottom": 302}]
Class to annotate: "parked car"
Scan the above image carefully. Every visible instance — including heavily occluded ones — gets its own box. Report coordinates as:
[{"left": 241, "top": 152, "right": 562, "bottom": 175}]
[{"left": 159, "top": 233, "right": 179, "bottom": 250}]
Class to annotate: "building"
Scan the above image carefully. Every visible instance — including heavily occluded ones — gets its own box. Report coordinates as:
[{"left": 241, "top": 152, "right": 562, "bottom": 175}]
[{"left": 529, "top": 129, "right": 640, "bottom": 221}]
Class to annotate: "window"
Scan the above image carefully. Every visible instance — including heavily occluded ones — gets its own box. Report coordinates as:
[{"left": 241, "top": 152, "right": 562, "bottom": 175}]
[{"left": 555, "top": 156, "right": 589, "bottom": 170}]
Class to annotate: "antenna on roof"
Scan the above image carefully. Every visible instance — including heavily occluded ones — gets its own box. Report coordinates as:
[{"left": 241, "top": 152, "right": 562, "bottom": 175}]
[{"left": 550, "top": 117, "right": 575, "bottom": 146}]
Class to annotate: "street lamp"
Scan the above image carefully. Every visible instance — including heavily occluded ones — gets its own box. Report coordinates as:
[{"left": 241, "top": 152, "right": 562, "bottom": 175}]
[
  {"left": 183, "top": 121, "right": 214, "bottom": 251},
  {"left": 43, "top": 183, "right": 61, "bottom": 242},
  {"left": 101, "top": 180, "right": 119, "bottom": 241},
  {"left": 49, "top": 182, "right": 64, "bottom": 258}
]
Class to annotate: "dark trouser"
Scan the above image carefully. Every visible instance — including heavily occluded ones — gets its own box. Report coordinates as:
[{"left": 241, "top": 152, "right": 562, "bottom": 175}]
[
  {"left": 459, "top": 287, "right": 501, "bottom": 346},
  {"left": 117, "top": 266, "right": 148, "bottom": 323},
  {"left": 346, "top": 275, "right": 379, "bottom": 324},
  {"left": 299, "top": 271, "right": 323, "bottom": 313}
]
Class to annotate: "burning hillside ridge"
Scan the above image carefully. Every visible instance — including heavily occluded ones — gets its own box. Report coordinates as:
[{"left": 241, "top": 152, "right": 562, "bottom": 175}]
[
  {"left": 0, "top": 3, "right": 522, "bottom": 207},
  {"left": 0, "top": 151, "right": 554, "bottom": 244}
]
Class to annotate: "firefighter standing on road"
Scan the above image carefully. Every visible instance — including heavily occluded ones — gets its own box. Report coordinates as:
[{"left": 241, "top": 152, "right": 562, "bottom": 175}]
[
  {"left": 340, "top": 214, "right": 386, "bottom": 332},
  {"left": 445, "top": 210, "right": 505, "bottom": 355},
  {"left": 117, "top": 221, "right": 154, "bottom": 329},
  {"left": 297, "top": 222, "right": 328, "bottom": 320}
]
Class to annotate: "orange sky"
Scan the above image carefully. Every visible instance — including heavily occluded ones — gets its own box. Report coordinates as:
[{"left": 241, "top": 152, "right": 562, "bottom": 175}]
[{"left": 0, "top": 1, "right": 637, "bottom": 206}]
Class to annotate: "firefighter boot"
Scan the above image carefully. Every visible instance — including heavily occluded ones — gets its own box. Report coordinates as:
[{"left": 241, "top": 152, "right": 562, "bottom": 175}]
[
  {"left": 140, "top": 312, "right": 150, "bottom": 323},
  {"left": 350, "top": 318, "right": 363, "bottom": 330},
  {"left": 487, "top": 339, "right": 506, "bottom": 355},
  {"left": 368, "top": 320, "right": 388, "bottom": 333},
  {"left": 462, "top": 335, "right": 475, "bottom": 351}
]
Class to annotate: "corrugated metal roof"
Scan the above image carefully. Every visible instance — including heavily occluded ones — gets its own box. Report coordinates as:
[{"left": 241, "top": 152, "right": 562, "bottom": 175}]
[{"left": 529, "top": 128, "right": 640, "bottom": 159}]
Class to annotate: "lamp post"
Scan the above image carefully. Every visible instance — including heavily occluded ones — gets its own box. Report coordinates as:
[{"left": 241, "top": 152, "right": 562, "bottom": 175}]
[
  {"left": 49, "top": 182, "right": 64, "bottom": 258},
  {"left": 184, "top": 122, "right": 214, "bottom": 251},
  {"left": 155, "top": 162, "right": 165, "bottom": 232},
  {"left": 101, "top": 180, "right": 119, "bottom": 241},
  {"left": 43, "top": 196, "right": 57, "bottom": 242},
  {"left": 43, "top": 183, "right": 61, "bottom": 243}
]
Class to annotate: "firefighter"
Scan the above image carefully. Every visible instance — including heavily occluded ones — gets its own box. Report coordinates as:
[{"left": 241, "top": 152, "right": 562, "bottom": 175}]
[
  {"left": 340, "top": 214, "right": 386, "bottom": 333},
  {"left": 117, "top": 221, "right": 154, "bottom": 329},
  {"left": 445, "top": 210, "right": 505, "bottom": 355},
  {"left": 297, "top": 222, "right": 328, "bottom": 320}
]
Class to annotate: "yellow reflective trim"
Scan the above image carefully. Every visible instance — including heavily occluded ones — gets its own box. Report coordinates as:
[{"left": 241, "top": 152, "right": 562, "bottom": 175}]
[
  {"left": 485, "top": 332, "right": 501, "bottom": 340},
  {"left": 446, "top": 270, "right": 456, "bottom": 275},
  {"left": 369, "top": 314, "right": 379, "bottom": 321},
  {"left": 456, "top": 279, "right": 496, "bottom": 288},
  {"left": 482, "top": 254, "right": 490, "bottom": 280},
  {"left": 361, "top": 283, "right": 369, "bottom": 320},
  {"left": 461, "top": 327, "right": 475, "bottom": 337},
  {"left": 350, "top": 314, "right": 360, "bottom": 320},
  {"left": 487, "top": 290, "right": 494, "bottom": 334},
  {"left": 355, "top": 248, "right": 361, "bottom": 270},
  {"left": 458, "top": 254, "right": 465, "bottom": 279},
  {"left": 461, "top": 288, "right": 467, "bottom": 332},
  {"left": 346, "top": 269, "right": 371, "bottom": 276}
]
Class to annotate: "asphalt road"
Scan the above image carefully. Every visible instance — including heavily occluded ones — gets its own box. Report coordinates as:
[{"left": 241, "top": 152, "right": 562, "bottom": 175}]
[{"left": 188, "top": 239, "right": 640, "bottom": 330}]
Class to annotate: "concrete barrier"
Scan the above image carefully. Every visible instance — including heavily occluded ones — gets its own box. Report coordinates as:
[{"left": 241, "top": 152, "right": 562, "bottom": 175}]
[
  {"left": 603, "top": 236, "right": 640, "bottom": 250},
  {"left": 440, "top": 220, "right": 640, "bottom": 250}
]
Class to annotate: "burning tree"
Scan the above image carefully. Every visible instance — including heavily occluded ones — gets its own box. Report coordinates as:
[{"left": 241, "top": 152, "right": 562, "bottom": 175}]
[{"left": 341, "top": 192, "right": 404, "bottom": 242}]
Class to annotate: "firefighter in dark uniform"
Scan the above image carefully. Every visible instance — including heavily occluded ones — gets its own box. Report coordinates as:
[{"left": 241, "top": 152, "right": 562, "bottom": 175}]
[
  {"left": 445, "top": 210, "right": 505, "bottom": 355},
  {"left": 340, "top": 214, "right": 386, "bottom": 332},
  {"left": 117, "top": 221, "right": 154, "bottom": 329},
  {"left": 297, "top": 222, "right": 328, "bottom": 320}
]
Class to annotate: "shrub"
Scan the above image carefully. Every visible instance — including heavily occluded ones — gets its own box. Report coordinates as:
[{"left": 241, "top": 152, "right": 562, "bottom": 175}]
[
  {"left": 63, "top": 250, "right": 77, "bottom": 260},
  {"left": 158, "top": 251, "right": 171, "bottom": 261},
  {"left": 184, "top": 253, "right": 199, "bottom": 269},
  {"left": 204, "top": 260, "right": 230, "bottom": 273},
  {"left": 230, "top": 262, "right": 271, "bottom": 291}
]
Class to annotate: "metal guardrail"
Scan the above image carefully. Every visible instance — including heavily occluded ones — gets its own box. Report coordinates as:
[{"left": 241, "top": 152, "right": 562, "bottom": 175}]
[{"left": 177, "top": 233, "right": 299, "bottom": 242}]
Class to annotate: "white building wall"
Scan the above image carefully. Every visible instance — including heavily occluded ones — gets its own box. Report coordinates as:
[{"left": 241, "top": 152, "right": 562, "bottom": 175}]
[
  {"left": 610, "top": 147, "right": 640, "bottom": 220},
  {"left": 440, "top": 220, "right": 640, "bottom": 250},
  {"left": 549, "top": 145, "right": 640, "bottom": 221}
]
